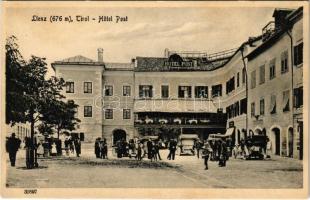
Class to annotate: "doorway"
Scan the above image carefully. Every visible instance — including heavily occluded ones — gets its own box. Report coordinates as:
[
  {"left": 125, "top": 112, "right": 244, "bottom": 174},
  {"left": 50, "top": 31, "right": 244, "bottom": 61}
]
[
  {"left": 113, "top": 129, "right": 126, "bottom": 145},
  {"left": 272, "top": 127, "right": 280, "bottom": 155}
]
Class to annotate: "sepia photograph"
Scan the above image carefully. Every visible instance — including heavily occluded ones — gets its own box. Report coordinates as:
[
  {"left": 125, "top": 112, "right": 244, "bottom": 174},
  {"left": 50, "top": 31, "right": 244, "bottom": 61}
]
[{"left": 1, "top": 1, "right": 309, "bottom": 198}]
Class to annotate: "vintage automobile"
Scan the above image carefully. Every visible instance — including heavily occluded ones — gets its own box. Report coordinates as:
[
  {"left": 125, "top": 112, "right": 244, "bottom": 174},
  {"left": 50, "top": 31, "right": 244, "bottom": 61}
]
[
  {"left": 177, "top": 134, "right": 199, "bottom": 156},
  {"left": 243, "top": 135, "right": 268, "bottom": 160}
]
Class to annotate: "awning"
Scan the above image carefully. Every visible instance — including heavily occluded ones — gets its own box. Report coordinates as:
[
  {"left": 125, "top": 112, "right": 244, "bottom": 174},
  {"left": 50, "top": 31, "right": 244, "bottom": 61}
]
[{"left": 222, "top": 127, "right": 235, "bottom": 137}]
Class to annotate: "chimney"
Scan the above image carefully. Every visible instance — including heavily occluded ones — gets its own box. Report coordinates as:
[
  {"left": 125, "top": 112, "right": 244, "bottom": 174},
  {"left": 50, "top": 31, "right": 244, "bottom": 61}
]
[
  {"left": 164, "top": 48, "right": 169, "bottom": 58},
  {"left": 98, "top": 48, "right": 103, "bottom": 62}
]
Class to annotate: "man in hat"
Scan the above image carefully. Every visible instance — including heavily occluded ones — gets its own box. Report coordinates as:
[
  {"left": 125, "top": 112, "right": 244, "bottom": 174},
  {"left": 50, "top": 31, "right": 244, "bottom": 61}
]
[{"left": 6, "top": 133, "right": 21, "bottom": 167}]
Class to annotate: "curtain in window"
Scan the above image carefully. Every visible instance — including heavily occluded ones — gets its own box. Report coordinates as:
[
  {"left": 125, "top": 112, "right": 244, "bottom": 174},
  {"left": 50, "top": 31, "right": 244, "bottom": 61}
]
[
  {"left": 270, "top": 95, "right": 276, "bottom": 114},
  {"left": 283, "top": 90, "right": 290, "bottom": 111}
]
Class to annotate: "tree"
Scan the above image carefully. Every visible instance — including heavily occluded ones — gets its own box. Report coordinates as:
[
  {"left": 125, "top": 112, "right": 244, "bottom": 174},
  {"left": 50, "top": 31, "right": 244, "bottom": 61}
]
[
  {"left": 6, "top": 36, "right": 79, "bottom": 168},
  {"left": 5, "top": 36, "right": 27, "bottom": 124},
  {"left": 40, "top": 99, "right": 81, "bottom": 138}
]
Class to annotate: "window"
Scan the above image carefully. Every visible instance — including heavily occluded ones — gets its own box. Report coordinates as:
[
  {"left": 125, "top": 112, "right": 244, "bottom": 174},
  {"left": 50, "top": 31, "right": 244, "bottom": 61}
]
[
  {"left": 161, "top": 85, "right": 169, "bottom": 98},
  {"left": 139, "top": 85, "right": 153, "bottom": 98},
  {"left": 84, "top": 106, "right": 92, "bottom": 117},
  {"left": 84, "top": 82, "right": 92, "bottom": 93},
  {"left": 270, "top": 95, "right": 277, "bottom": 114},
  {"left": 260, "top": 99, "right": 265, "bottom": 115},
  {"left": 294, "top": 42, "right": 303, "bottom": 66},
  {"left": 123, "top": 86, "right": 131, "bottom": 96},
  {"left": 226, "top": 77, "right": 235, "bottom": 94},
  {"left": 259, "top": 65, "right": 265, "bottom": 84},
  {"left": 123, "top": 109, "right": 131, "bottom": 119},
  {"left": 251, "top": 102, "right": 255, "bottom": 117},
  {"left": 269, "top": 58, "right": 276, "bottom": 80},
  {"left": 178, "top": 86, "right": 192, "bottom": 98},
  {"left": 250, "top": 70, "right": 256, "bottom": 89},
  {"left": 237, "top": 72, "right": 240, "bottom": 87},
  {"left": 242, "top": 67, "right": 246, "bottom": 84},
  {"left": 283, "top": 90, "right": 290, "bottom": 112},
  {"left": 105, "top": 109, "right": 113, "bottom": 119},
  {"left": 211, "top": 84, "right": 222, "bottom": 97},
  {"left": 240, "top": 98, "right": 247, "bottom": 114},
  {"left": 195, "top": 86, "right": 208, "bottom": 98},
  {"left": 104, "top": 85, "right": 113, "bottom": 96},
  {"left": 294, "top": 87, "right": 303, "bottom": 108},
  {"left": 235, "top": 101, "right": 240, "bottom": 116},
  {"left": 66, "top": 82, "right": 74, "bottom": 93},
  {"left": 281, "top": 50, "right": 289, "bottom": 73}
]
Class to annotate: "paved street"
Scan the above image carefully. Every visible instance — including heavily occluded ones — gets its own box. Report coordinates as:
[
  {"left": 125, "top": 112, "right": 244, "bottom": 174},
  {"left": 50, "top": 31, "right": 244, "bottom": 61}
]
[{"left": 6, "top": 143, "right": 303, "bottom": 188}]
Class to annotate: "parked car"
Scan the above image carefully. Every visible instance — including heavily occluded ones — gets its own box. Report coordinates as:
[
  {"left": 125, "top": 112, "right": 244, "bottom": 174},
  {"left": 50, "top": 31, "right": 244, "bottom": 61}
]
[
  {"left": 244, "top": 135, "right": 268, "bottom": 160},
  {"left": 177, "top": 134, "right": 199, "bottom": 156}
]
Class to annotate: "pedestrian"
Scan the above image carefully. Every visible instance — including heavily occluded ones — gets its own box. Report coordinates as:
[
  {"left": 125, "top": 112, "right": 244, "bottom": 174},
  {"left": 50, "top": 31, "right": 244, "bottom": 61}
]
[
  {"left": 195, "top": 139, "right": 203, "bottom": 159},
  {"left": 69, "top": 137, "right": 75, "bottom": 154},
  {"left": 51, "top": 142, "right": 57, "bottom": 156},
  {"left": 146, "top": 139, "right": 153, "bottom": 159},
  {"left": 154, "top": 141, "right": 162, "bottom": 160},
  {"left": 100, "top": 138, "right": 108, "bottom": 159},
  {"left": 94, "top": 138, "right": 101, "bottom": 158},
  {"left": 116, "top": 140, "right": 122, "bottom": 158},
  {"left": 6, "top": 133, "right": 21, "bottom": 167},
  {"left": 218, "top": 139, "right": 228, "bottom": 167},
  {"left": 36, "top": 141, "right": 44, "bottom": 158},
  {"left": 136, "top": 141, "right": 143, "bottom": 161},
  {"left": 151, "top": 141, "right": 157, "bottom": 161},
  {"left": 202, "top": 141, "right": 212, "bottom": 170},
  {"left": 167, "top": 139, "right": 177, "bottom": 160},
  {"left": 64, "top": 137, "right": 70, "bottom": 156},
  {"left": 74, "top": 137, "right": 81, "bottom": 157}
]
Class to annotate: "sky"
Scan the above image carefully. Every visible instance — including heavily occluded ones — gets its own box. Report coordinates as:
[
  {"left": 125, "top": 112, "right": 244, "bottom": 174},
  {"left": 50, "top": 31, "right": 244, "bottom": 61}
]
[{"left": 4, "top": 3, "right": 295, "bottom": 77}]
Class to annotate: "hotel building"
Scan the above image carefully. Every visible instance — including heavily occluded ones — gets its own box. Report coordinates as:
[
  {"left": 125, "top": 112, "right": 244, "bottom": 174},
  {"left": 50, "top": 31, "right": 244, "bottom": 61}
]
[{"left": 51, "top": 7, "right": 303, "bottom": 159}]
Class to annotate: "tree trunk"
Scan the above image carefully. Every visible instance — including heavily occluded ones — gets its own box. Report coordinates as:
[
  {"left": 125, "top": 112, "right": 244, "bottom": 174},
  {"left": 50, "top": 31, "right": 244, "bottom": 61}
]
[{"left": 57, "top": 125, "right": 60, "bottom": 139}]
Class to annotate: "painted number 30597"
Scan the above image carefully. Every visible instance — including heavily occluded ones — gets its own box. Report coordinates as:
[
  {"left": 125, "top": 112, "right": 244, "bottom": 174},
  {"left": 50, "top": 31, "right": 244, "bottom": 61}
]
[{"left": 24, "top": 189, "right": 37, "bottom": 194}]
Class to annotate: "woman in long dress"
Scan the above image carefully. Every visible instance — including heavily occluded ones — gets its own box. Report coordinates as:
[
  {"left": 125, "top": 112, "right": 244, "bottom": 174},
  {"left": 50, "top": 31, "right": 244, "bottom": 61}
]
[{"left": 37, "top": 142, "right": 44, "bottom": 157}]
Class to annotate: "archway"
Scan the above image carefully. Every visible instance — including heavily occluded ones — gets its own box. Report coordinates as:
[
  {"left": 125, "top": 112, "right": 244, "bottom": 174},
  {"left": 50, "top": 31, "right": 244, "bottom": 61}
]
[
  {"left": 271, "top": 127, "right": 281, "bottom": 155},
  {"left": 113, "top": 129, "right": 126, "bottom": 145},
  {"left": 254, "top": 127, "right": 263, "bottom": 135},
  {"left": 288, "top": 127, "right": 294, "bottom": 157}
]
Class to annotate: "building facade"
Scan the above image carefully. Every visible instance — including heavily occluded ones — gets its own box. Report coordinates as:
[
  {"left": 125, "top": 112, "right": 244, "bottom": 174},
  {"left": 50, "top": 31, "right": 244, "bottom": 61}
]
[
  {"left": 247, "top": 7, "right": 303, "bottom": 159},
  {"left": 51, "top": 7, "right": 303, "bottom": 159}
]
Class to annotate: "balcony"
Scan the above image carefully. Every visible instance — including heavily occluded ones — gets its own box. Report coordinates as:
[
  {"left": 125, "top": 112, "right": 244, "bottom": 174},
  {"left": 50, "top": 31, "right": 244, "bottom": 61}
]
[
  {"left": 134, "top": 111, "right": 227, "bottom": 129},
  {"left": 134, "top": 98, "right": 218, "bottom": 113},
  {"left": 262, "top": 21, "right": 281, "bottom": 42}
]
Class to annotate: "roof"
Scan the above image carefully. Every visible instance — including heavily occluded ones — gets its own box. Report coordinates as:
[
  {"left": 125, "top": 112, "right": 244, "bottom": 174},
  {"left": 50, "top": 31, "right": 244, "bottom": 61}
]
[
  {"left": 60, "top": 55, "right": 95, "bottom": 63},
  {"left": 105, "top": 62, "right": 134, "bottom": 71},
  {"left": 247, "top": 7, "right": 303, "bottom": 61},
  {"left": 51, "top": 55, "right": 105, "bottom": 70},
  {"left": 135, "top": 56, "right": 231, "bottom": 72}
]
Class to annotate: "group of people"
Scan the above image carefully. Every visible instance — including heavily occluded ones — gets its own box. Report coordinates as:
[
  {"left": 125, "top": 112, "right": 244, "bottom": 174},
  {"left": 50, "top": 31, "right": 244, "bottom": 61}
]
[
  {"left": 64, "top": 136, "right": 81, "bottom": 157},
  {"left": 94, "top": 137, "right": 108, "bottom": 159},
  {"left": 94, "top": 138, "right": 181, "bottom": 162},
  {"left": 199, "top": 139, "right": 229, "bottom": 170}
]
